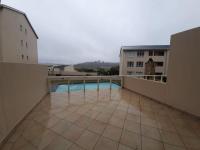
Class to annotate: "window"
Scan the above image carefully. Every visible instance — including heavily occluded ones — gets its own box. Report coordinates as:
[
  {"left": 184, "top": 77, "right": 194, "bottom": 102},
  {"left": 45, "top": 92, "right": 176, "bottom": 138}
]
[
  {"left": 21, "top": 54, "right": 24, "bottom": 60},
  {"left": 155, "top": 72, "right": 162, "bottom": 75},
  {"left": 20, "top": 25, "right": 23, "bottom": 31},
  {"left": 136, "top": 61, "right": 143, "bottom": 67},
  {"left": 155, "top": 61, "right": 164, "bottom": 67},
  {"left": 136, "top": 71, "right": 143, "bottom": 75},
  {"left": 25, "top": 28, "right": 27, "bottom": 35},
  {"left": 127, "top": 71, "right": 133, "bottom": 75},
  {"left": 26, "top": 42, "right": 28, "bottom": 48},
  {"left": 21, "top": 40, "right": 23, "bottom": 47},
  {"left": 127, "top": 61, "right": 134, "bottom": 67},
  {"left": 137, "top": 51, "right": 144, "bottom": 57},
  {"left": 154, "top": 50, "right": 164, "bottom": 56},
  {"left": 149, "top": 51, "right": 153, "bottom": 56},
  {"left": 128, "top": 52, "right": 135, "bottom": 57}
]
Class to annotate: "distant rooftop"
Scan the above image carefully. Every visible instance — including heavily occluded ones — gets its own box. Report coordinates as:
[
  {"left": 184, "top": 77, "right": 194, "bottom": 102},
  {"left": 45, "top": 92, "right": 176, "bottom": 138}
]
[
  {"left": 0, "top": 4, "right": 38, "bottom": 39},
  {"left": 121, "top": 45, "right": 170, "bottom": 52}
]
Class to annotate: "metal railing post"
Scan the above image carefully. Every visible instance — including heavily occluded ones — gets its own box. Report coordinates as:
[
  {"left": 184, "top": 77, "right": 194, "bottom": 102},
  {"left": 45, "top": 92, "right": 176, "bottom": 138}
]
[
  {"left": 110, "top": 78, "right": 112, "bottom": 90},
  {"left": 83, "top": 79, "right": 86, "bottom": 93},
  {"left": 120, "top": 76, "right": 123, "bottom": 88},
  {"left": 161, "top": 75, "right": 163, "bottom": 82},
  {"left": 48, "top": 79, "right": 51, "bottom": 93},
  {"left": 97, "top": 79, "right": 99, "bottom": 91},
  {"left": 68, "top": 80, "right": 70, "bottom": 93}
]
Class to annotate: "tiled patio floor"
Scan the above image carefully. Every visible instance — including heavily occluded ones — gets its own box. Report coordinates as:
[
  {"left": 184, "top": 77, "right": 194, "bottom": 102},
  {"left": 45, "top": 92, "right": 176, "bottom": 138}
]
[{"left": 2, "top": 89, "right": 200, "bottom": 150}]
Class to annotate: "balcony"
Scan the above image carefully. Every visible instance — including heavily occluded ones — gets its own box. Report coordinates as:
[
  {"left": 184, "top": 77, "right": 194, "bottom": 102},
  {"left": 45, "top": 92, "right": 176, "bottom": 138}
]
[
  {"left": 1, "top": 27, "right": 200, "bottom": 150},
  {"left": 1, "top": 80, "right": 200, "bottom": 150}
]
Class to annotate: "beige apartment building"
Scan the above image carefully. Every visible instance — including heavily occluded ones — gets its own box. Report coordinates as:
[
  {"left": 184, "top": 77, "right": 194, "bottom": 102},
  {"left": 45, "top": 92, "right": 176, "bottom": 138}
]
[
  {"left": 120, "top": 45, "right": 170, "bottom": 75},
  {"left": 0, "top": 4, "right": 38, "bottom": 64}
]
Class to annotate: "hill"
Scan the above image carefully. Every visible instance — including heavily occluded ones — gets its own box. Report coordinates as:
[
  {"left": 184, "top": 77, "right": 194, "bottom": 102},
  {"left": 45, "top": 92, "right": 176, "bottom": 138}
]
[{"left": 74, "top": 61, "right": 119, "bottom": 70}]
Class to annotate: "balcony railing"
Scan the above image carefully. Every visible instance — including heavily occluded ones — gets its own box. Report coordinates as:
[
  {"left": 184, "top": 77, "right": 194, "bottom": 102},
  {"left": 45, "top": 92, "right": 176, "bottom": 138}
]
[
  {"left": 122, "top": 75, "right": 167, "bottom": 83},
  {"left": 47, "top": 75, "right": 167, "bottom": 92},
  {"left": 47, "top": 76, "right": 122, "bottom": 93}
]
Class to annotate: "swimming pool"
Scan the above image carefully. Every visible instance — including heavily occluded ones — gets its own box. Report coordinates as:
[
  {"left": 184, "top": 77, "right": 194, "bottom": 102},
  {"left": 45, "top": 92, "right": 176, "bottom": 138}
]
[{"left": 55, "top": 82, "right": 120, "bottom": 92}]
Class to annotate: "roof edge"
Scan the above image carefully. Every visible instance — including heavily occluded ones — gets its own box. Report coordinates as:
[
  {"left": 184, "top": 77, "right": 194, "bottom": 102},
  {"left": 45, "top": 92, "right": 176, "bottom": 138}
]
[{"left": 121, "top": 45, "right": 170, "bottom": 50}]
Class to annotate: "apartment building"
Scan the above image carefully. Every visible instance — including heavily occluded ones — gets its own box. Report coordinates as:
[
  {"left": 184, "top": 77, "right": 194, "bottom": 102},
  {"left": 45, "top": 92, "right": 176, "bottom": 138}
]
[
  {"left": 0, "top": 4, "right": 38, "bottom": 64},
  {"left": 120, "top": 45, "right": 170, "bottom": 75}
]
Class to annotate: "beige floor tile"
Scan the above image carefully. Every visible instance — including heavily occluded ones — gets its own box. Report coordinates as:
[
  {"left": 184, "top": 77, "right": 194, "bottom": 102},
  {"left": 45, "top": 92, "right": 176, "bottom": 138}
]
[
  {"left": 126, "top": 113, "right": 140, "bottom": 123},
  {"left": 55, "top": 110, "right": 70, "bottom": 119},
  {"left": 141, "top": 117, "right": 158, "bottom": 128},
  {"left": 96, "top": 112, "right": 112, "bottom": 123},
  {"left": 17, "top": 144, "right": 37, "bottom": 150},
  {"left": 30, "top": 130, "right": 56, "bottom": 149},
  {"left": 160, "top": 130, "right": 184, "bottom": 147},
  {"left": 68, "top": 144, "right": 84, "bottom": 150},
  {"left": 113, "top": 110, "right": 127, "bottom": 120},
  {"left": 40, "top": 116, "right": 61, "bottom": 128},
  {"left": 50, "top": 119, "right": 72, "bottom": 134},
  {"left": 83, "top": 110, "right": 100, "bottom": 119},
  {"left": 1, "top": 142, "right": 13, "bottom": 150},
  {"left": 62, "top": 124, "right": 84, "bottom": 142},
  {"left": 176, "top": 126, "right": 197, "bottom": 138},
  {"left": 94, "top": 137, "right": 118, "bottom": 150},
  {"left": 76, "top": 130, "right": 100, "bottom": 150},
  {"left": 103, "top": 124, "right": 122, "bottom": 142},
  {"left": 142, "top": 137, "right": 164, "bottom": 150},
  {"left": 43, "top": 135, "right": 72, "bottom": 150},
  {"left": 74, "top": 116, "right": 93, "bottom": 129},
  {"left": 141, "top": 125, "right": 161, "bottom": 141},
  {"left": 11, "top": 136, "right": 31, "bottom": 150},
  {"left": 157, "top": 120, "right": 177, "bottom": 132},
  {"left": 65, "top": 112, "right": 82, "bottom": 123},
  {"left": 22, "top": 122, "right": 48, "bottom": 143},
  {"left": 182, "top": 136, "right": 200, "bottom": 150},
  {"left": 88, "top": 120, "right": 107, "bottom": 134},
  {"left": 109, "top": 116, "right": 125, "bottom": 128},
  {"left": 164, "top": 144, "right": 186, "bottom": 150},
  {"left": 120, "top": 129, "right": 141, "bottom": 149},
  {"left": 124, "top": 120, "right": 140, "bottom": 134},
  {"left": 127, "top": 108, "right": 140, "bottom": 116},
  {"left": 76, "top": 108, "right": 90, "bottom": 115},
  {"left": 118, "top": 144, "right": 134, "bottom": 150},
  {"left": 33, "top": 112, "right": 50, "bottom": 123}
]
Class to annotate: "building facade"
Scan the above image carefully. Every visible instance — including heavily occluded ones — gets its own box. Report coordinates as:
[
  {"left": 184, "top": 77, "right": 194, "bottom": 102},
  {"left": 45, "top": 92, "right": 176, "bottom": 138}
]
[
  {"left": 120, "top": 45, "right": 170, "bottom": 75},
  {"left": 0, "top": 4, "right": 38, "bottom": 64}
]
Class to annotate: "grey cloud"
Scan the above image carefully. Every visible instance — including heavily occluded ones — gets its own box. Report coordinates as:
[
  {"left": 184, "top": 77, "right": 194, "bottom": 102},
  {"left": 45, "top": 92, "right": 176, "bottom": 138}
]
[{"left": 2, "top": 0, "right": 200, "bottom": 64}]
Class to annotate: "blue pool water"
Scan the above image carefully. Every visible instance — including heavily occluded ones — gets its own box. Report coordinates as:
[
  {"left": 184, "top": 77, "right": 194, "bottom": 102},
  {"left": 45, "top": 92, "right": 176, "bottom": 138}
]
[{"left": 55, "top": 82, "right": 120, "bottom": 92}]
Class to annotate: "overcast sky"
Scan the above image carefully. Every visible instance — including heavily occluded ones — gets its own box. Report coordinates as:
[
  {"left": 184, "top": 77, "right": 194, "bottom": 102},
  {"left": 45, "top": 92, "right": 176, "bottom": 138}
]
[{"left": 2, "top": 0, "right": 200, "bottom": 64}]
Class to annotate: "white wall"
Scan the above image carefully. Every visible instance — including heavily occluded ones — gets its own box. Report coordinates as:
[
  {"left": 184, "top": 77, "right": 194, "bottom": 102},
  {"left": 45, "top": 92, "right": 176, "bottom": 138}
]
[
  {"left": 166, "top": 27, "right": 200, "bottom": 117},
  {"left": 123, "top": 77, "right": 167, "bottom": 103},
  {"left": 0, "top": 63, "right": 48, "bottom": 143},
  {"left": 0, "top": 7, "right": 38, "bottom": 64}
]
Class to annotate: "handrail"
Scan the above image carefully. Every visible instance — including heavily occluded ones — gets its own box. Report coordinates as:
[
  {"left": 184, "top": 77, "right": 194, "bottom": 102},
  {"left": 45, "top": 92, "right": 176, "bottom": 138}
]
[
  {"left": 48, "top": 75, "right": 120, "bottom": 80},
  {"left": 120, "top": 75, "right": 167, "bottom": 77},
  {"left": 47, "top": 75, "right": 167, "bottom": 93},
  {"left": 47, "top": 75, "right": 122, "bottom": 93},
  {"left": 121, "top": 75, "right": 167, "bottom": 84}
]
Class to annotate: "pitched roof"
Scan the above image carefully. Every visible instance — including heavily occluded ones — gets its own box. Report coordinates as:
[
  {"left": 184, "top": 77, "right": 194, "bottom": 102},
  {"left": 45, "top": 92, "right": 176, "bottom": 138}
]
[
  {"left": 0, "top": 4, "right": 38, "bottom": 39},
  {"left": 121, "top": 45, "right": 170, "bottom": 51}
]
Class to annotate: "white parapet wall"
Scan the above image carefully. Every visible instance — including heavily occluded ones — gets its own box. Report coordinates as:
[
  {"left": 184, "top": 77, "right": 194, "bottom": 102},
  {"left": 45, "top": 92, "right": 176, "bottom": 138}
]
[
  {"left": 123, "top": 27, "right": 200, "bottom": 117},
  {"left": 123, "top": 77, "right": 167, "bottom": 103},
  {"left": 0, "top": 63, "right": 48, "bottom": 144}
]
